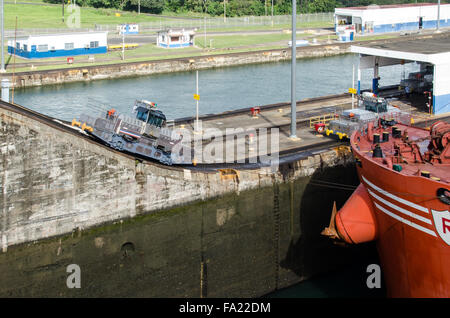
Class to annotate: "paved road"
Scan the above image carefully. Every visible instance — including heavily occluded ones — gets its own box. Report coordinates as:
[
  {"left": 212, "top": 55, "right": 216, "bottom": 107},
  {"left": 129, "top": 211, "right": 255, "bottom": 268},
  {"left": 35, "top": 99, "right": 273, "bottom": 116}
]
[{"left": 108, "top": 28, "right": 334, "bottom": 44}]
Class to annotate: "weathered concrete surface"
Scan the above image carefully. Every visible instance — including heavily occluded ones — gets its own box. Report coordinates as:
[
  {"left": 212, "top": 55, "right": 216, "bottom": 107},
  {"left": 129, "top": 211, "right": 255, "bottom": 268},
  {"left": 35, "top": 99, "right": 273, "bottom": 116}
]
[
  {"left": 0, "top": 101, "right": 377, "bottom": 297},
  {"left": 0, "top": 170, "right": 378, "bottom": 297}
]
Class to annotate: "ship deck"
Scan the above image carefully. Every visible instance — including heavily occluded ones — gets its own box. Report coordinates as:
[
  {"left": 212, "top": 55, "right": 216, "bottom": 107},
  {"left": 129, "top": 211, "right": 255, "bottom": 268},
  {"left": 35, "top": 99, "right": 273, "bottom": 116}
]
[{"left": 352, "top": 122, "right": 450, "bottom": 183}]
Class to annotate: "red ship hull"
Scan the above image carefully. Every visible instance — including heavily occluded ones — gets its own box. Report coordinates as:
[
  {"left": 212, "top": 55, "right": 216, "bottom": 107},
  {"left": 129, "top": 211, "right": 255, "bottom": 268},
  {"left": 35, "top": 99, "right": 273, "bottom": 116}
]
[
  {"left": 323, "top": 121, "right": 450, "bottom": 297},
  {"left": 356, "top": 155, "right": 450, "bottom": 297}
]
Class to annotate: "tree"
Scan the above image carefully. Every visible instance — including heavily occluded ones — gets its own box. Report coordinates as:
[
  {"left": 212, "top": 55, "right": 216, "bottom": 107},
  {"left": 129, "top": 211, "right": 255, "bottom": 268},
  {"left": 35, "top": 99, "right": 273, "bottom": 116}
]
[
  {"left": 306, "top": 0, "right": 338, "bottom": 13},
  {"left": 128, "top": 0, "right": 164, "bottom": 13}
]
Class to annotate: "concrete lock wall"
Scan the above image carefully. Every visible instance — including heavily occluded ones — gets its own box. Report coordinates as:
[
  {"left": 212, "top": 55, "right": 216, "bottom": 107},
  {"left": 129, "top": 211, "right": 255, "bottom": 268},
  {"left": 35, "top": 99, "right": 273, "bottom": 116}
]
[{"left": 0, "top": 102, "right": 376, "bottom": 297}]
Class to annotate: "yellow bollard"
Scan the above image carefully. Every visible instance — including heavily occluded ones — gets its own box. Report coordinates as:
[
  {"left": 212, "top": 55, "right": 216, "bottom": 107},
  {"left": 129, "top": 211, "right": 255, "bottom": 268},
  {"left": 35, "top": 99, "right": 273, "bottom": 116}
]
[
  {"left": 81, "top": 123, "right": 93, "bottom": 132},
  {"left": 72, "top": 119, "right": 81, "bottom": 127}
]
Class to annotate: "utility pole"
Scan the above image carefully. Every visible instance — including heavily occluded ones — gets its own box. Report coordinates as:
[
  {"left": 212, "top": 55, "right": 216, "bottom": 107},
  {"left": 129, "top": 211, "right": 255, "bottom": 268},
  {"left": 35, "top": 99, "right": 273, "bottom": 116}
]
[
  {"left": 62, "top": 0, "right": 65, "bottom": 23},
  {"left": 203, "top": 0, "right": 207, "bottom": 49},
  {"left": 196, "top": 70, "right": 199, "bottom": 132},
  {"left": 138, "top": 0, "right": 140, "bottom": 15},
  {"left": 0, "top": 0, "right": 4, "bottom": 72},
  {"left": 271, "top": 0, "right": 274, "bottom": 26},
  {"left": 352, "top": 64, "right": 355, "bottom": 109},
  {"left": 290, "top": 0, "right": 297, "bottom": 139},
  {"left": 224, "top": 0, "right": 226, "bottom": 23},
  {"left": 437, "top": 0, "right": 441, "bottom": 31},
  {"left": 122, "top": 30, "right": 125, "bottom": 60}
]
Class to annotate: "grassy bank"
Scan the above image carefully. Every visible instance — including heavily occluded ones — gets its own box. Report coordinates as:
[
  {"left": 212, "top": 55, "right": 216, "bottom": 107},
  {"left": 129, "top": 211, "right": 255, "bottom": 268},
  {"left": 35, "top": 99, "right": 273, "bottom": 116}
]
[
  {"left": 194, "top": 33, "right": 301, "bottom": 48},
  {"left": 5, "top": 3, "right": 169, "bottom": 29},
  {"left": 4, "top": 3, "right": 333, "bottom": 30}
]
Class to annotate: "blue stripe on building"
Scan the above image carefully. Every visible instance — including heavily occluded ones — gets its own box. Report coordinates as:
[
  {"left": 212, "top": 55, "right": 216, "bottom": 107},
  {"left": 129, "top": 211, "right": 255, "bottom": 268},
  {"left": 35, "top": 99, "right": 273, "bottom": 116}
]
[
  {"left": 371, "top": 19, "right": 450, "bottom": 34},
  {"left": 8, "top": 46, "right": 107, "bottom": 59},
  {"left": 158, "top": 42, "right": 192, "bottom": 48}
]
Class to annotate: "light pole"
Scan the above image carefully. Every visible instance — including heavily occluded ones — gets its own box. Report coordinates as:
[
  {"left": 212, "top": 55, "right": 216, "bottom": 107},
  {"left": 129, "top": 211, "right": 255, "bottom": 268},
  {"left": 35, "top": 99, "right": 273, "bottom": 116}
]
[
  {"left": 122, "top": 30, "right": 125, "bottom": 60},
  {"left": 437, "top": 0, "right": 441, "bottom": 32},
  {"left": 271, "top": 0, "right": 274, "bottom": 26},
  {"left": 290, "top": 0, "right": 297, "bottom": 139},
  {"left": 0, "top": 0, "right": 4, "bottom": 72},
  {"left": 196, "top": 70, "right": 199, "bottom": 132},
  {"left": 203, "top": 0, "right": 207, "bottom": 49}
]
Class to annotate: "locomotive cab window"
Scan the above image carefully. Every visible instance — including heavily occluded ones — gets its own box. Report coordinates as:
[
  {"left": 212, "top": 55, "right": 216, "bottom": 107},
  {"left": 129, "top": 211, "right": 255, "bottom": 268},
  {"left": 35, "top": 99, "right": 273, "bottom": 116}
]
[
  {"left": 147, "top": 111, "right": 166, "bottom": 128},
  {"left": 137, "top": 110, "right": 149, "bottom": 122}
]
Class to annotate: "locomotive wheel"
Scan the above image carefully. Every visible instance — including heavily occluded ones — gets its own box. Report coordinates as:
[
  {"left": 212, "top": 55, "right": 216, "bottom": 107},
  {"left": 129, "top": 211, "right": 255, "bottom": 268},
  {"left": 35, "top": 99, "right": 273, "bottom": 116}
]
[{"left": 122, "top": 134, "right": 136, "bottom": 142}]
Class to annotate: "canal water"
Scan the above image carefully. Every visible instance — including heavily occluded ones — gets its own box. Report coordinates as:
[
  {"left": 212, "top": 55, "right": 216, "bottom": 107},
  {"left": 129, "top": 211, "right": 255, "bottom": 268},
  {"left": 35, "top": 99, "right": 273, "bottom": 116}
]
[{"left": 14, "top": 54, "right": 419, "bottom": 121}]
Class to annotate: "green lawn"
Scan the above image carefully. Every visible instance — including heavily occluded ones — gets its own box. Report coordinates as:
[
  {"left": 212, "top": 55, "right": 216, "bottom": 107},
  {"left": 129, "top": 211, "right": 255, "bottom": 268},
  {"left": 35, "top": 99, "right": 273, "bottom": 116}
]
[
  {"left": 4, "top": 3, "right": 165, "bottom": 29},
  {"left": 4, "top": 3, "right": 334, "bottom": 30},
  {"left": 195, "top": 33, "right": 303, "bottom": 48}
]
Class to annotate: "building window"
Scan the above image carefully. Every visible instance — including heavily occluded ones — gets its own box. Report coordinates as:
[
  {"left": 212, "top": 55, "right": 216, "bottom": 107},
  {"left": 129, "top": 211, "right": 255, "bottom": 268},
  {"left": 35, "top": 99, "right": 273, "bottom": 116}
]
[
  {"left": 90, "top": 41, "right": 99, "bottom": 48},
  {"left": 65, "top": 42, "right": 74, "bottom": 50},
  {"left": 171, "top": 36, "right": 179, "bottom": 42},
  {"left": 23, "top": 44, "right": 27, "bottom": 51},
  {"left": 37, "top": 44, "right": 48, "bottom": 52},
  {"left": 16, "top": 42, "right": 20, "bottom": 50}
]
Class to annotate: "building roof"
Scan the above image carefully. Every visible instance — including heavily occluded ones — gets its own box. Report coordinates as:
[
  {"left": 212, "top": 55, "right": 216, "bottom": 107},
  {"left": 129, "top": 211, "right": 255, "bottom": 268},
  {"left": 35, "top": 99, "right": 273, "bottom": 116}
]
[
  {"left": 157, "top": 29, "right": 196, "bottom": 35},
  {"left": 351, "top": 34, "right": 450, "bottom": 64},
  {"left": 8, "top": 31, "right": 108, "bottom": 40},
  {"left": 337, "top": 3, "right": 442, "bottom": 11}
]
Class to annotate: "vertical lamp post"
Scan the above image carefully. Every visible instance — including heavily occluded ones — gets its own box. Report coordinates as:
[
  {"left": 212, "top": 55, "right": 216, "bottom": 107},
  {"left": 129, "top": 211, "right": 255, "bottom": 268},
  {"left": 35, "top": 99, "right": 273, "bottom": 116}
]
[
  {"left": 122, "top": 30, "right": 125, "bottom": 60},
  {"left": 196, "top": 70, "right": 199, "bottom": 132},
  {"left": 271, "top": 0, "right": 274, "bottom": 26},
  {"left": 437, "top": 0, "right": 441, "bottom": 31},
  {"left": 203, "top": 0, "right": 207, "bottom": 49},
  {"left": 290, "top": 0, "right": 297, "bottom": 139},
  {"left": 0, "top": 0, "right": 4, "bottom": 72}
]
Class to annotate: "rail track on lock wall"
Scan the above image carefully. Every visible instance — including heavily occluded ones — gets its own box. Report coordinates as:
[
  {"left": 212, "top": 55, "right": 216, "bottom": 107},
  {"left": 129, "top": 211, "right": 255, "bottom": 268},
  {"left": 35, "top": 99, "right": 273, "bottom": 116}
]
[{"left": 1, "top": 92, "right": 449, "bottom": 171}]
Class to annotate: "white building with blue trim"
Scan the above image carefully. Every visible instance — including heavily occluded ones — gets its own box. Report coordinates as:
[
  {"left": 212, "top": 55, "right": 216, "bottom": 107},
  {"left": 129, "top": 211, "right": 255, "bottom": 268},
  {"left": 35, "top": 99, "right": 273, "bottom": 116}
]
[
  {"left": 335, "top": 3, "right": 450, "bottom": 35},
  {"left": 7, "top": 32, "right": 108, "bottom": 59},
  {"left": 156, "top": 29, "right": 195, "bottom": 49}
]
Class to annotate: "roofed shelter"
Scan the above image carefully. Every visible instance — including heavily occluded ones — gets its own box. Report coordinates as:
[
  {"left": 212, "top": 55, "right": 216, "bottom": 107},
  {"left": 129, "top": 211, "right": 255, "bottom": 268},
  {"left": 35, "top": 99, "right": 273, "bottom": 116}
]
[{"left": 352, "top": 35, "right": 450, "bottom": 115}]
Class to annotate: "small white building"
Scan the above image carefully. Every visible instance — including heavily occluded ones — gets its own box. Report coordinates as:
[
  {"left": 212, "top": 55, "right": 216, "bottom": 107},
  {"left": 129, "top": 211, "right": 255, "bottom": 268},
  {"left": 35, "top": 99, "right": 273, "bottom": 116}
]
[
  {"left": 335, "top": 3, "right": 450, "bottom": 35},
  {"left": 157, "top": 29, "right": 195, "bottom": 49},
  {"left": 7, "top": 32, "right": 108, "bottom": 59}
]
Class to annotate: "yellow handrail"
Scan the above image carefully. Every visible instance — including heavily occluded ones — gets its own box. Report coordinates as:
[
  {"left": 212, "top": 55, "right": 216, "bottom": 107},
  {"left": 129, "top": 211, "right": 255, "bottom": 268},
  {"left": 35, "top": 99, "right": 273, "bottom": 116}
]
[{"left": 309, "top": 113, "right": 335, "bottom": 128}]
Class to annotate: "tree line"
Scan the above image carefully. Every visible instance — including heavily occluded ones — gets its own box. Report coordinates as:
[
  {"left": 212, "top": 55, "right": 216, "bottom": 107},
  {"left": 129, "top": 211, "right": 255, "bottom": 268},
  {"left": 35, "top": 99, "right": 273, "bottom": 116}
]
[{"left": 44, "top": 0, "right": 449, "bottom": 16}]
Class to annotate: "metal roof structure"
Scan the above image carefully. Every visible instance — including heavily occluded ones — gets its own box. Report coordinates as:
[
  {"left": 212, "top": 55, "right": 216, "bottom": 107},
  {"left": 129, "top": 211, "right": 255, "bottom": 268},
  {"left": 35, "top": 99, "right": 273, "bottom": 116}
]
[
  {"left": 351, "top": 34, "right": 450, "bottom": 63},
  {"left": 351, "top": 34, "right": 450, "bottom": 115}
]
